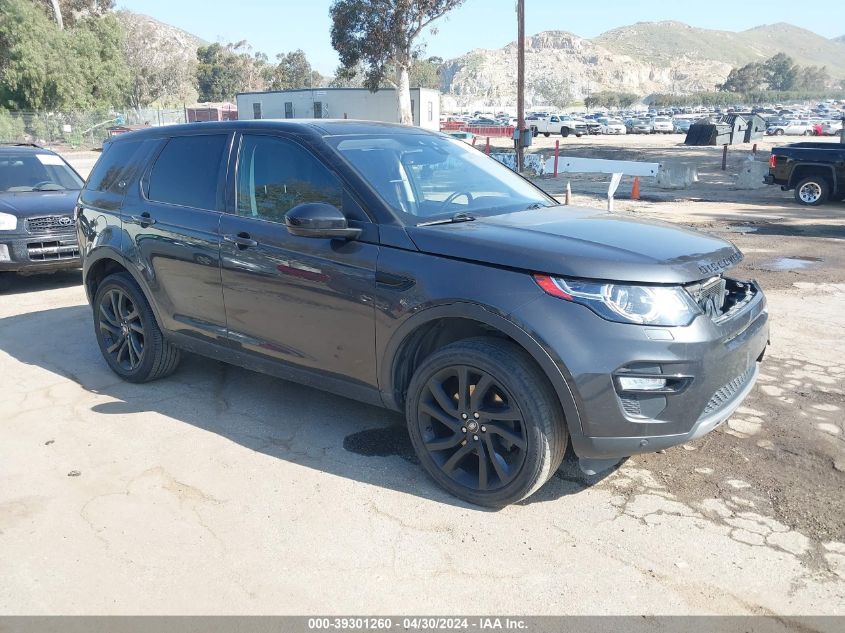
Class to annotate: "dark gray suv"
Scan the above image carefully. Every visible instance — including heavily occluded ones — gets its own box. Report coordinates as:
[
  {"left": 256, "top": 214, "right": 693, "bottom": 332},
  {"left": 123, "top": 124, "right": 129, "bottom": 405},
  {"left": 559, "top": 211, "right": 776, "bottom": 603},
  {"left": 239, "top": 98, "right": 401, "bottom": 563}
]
[{"left": 77, "top": 121, "right": 769, "bottom": 507}]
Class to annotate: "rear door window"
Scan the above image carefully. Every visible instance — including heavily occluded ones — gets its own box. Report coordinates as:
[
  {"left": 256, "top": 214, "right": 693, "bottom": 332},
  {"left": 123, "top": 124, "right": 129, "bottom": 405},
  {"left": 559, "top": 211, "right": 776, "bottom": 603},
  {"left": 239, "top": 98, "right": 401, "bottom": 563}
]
[{"left": 146, "top": 135, "right": 228, "bottom": 210}]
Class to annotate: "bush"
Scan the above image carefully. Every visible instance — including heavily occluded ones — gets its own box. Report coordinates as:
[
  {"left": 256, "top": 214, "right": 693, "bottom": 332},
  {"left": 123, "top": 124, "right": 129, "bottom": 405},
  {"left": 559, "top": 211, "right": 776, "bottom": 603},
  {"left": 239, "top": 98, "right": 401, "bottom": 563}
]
[
  {"left": 0, "top": 111, "right": 26, "bottom": 142},
  {"left": 27, "top": 113, "right": 63, "bottom": 143}
]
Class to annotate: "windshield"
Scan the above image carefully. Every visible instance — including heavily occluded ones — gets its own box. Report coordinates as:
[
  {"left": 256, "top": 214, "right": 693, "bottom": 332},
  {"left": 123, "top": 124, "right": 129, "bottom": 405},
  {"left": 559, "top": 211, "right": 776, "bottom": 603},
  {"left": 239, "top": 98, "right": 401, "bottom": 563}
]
[
  {"left": 328, "top": 133, "right": 555, "bottom": 224},
  {"left": 0, "top": 152, "right": 83, "bottom": 192}
]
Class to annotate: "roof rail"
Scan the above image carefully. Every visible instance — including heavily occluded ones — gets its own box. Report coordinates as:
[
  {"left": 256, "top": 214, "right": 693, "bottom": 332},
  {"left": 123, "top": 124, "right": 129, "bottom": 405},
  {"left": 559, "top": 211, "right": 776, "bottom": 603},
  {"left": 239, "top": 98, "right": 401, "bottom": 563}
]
[{"left": 0, "top": 142, "right": 43, "bottom": 149}]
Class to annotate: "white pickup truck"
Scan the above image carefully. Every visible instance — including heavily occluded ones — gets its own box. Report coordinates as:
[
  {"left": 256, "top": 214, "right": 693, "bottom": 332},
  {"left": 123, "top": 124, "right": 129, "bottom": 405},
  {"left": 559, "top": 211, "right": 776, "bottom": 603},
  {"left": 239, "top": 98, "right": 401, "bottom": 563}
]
[{"left": 527, "top": 114, "right": 588, "bottom": 138}]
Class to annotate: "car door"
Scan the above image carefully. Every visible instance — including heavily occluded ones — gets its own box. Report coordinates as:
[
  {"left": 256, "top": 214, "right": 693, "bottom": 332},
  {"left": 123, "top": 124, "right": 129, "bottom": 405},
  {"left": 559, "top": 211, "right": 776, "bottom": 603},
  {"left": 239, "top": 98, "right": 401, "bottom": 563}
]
[
  {"left": 122, "top": 132, "right": 232, "bottom": 343},
  {"left": 219, "top": 132, "right": 380, "bottom": 393}
]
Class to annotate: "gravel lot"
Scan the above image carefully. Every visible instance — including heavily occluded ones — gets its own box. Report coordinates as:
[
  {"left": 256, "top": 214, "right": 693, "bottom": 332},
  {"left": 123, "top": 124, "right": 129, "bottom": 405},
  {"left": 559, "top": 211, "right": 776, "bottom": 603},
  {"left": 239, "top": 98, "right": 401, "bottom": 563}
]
[{"left": 1, "top": 141, "right": 843, "bottom": 615}]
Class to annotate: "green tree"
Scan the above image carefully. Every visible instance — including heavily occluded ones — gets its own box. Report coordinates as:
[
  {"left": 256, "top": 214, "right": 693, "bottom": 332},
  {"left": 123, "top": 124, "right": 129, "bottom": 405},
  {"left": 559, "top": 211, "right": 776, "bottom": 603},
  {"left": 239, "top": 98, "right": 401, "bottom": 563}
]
[
  {"left": 0, "top": 0, "right": 128, "bottom": 111},
  {"left": 67, "top": 14, "right": 129, "bottom": 108},
  {"left": 794, "top": 65, "right": 831, "bottom": 91},
  {"left": 763, "top": 53, "right": 798, "bottom": 91},
  {"left": 718, "top": 62, "right": 765, "bottom": 93},
  {"left": 196, "top": 43, "right": 248, "bottom": 101},
  {"left": 330, "top": 0, "right": 466, "bottom": 124},
  {"left": 409, "top": 56, "right": 442, "bottom": 90},
  {"left": 38, "top": 0, "right": 114, "bottom": 28},
  {"left": 266, "top": 49, "right": 323, "bottom": 90},
  {"left": 531, "top": 76, "right": 572, "bottom": 111}
]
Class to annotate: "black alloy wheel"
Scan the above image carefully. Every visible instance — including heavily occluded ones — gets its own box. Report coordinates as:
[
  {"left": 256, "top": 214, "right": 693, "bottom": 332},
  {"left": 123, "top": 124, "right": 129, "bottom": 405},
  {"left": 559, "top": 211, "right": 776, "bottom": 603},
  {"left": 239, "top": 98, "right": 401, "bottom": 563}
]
[
  {"left": 405, "top": 337, "right": 568, "bottom": 507},
  {"left": 93, "top": 272, "right": 181, "bottom": 382},
  {"left": 98, "top": 287, "right": 145, "bottom": 371},
  {"left": 417, "top": 365, "right": 527, "bottom": 492}
]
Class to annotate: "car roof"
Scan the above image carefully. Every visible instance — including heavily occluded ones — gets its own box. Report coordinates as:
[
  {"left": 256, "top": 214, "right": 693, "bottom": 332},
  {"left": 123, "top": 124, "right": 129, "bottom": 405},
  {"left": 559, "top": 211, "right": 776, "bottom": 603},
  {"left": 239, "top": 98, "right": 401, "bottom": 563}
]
[
  {"left": 0, "top": 143, "right": 57, "bottom": 155},
  {"left": 105, "top": 120, "right": 433, "bottom": 145}
]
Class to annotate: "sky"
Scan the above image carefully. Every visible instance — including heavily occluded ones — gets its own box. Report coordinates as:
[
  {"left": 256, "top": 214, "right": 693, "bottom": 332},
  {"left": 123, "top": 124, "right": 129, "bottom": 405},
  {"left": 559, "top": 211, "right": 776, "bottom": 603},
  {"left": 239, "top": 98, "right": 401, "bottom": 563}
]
[{"left": 118, "top": 0, "right": 845, "bottom": 75}]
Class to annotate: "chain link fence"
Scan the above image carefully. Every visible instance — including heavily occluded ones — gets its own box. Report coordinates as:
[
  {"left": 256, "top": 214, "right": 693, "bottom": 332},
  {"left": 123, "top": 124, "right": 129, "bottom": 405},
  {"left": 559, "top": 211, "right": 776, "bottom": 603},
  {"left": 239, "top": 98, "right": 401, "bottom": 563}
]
[{"left": 0, "top": 108, "right": 187, "bottom": 149}]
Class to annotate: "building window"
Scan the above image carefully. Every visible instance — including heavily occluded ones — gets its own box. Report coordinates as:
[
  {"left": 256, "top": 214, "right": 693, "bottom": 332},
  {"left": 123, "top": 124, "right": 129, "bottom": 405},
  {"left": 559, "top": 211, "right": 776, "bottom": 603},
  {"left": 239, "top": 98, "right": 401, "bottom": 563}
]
[
  {"left": 313, "top": 101, "right": 323, "bottom": 118},
  {"left": 253, "top": 103, "right": 262, "bottom": 120},
  {"left": 284, "top": 102, "right": 293, "bottom": 119},
  {"left": 427, "top": 101, "right": 433, "bottom": 122},
  {"left": 411, "top": 100, "right": 415, "bottom": 121}
]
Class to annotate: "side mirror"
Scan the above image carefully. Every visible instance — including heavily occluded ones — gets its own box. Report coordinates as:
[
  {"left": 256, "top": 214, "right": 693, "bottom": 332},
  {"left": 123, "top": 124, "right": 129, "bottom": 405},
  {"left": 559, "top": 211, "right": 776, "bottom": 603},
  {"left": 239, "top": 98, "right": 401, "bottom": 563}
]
[{"left": 284, "top": 203, "right": 361, "bottom": 240}]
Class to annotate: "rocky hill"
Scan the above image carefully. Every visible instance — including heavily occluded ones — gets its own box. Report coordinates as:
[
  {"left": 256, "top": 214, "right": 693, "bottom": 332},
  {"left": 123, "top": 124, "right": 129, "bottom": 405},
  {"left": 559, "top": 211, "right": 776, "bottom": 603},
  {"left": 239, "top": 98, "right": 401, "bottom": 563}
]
[{"left": 442, "top": 22, "right": 845, "bottom": 107}]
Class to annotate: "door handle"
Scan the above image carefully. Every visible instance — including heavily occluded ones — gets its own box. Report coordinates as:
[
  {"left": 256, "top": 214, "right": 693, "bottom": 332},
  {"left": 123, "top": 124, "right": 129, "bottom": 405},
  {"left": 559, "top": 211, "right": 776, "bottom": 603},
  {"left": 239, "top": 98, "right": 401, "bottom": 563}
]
[
  {"left": 223, "top": 233, "right": 259, "bottom": 249},
  {"left": 129, "top": 213, "right": 156, "bottom": 226}
]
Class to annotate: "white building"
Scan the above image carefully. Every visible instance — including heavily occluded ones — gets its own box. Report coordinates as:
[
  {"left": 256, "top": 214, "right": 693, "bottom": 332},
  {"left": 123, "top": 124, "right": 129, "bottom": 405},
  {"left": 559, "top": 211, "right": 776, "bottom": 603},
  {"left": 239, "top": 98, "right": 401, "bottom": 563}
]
[{"left": 235, "top": 87, "right": 441, "bottom": 131}]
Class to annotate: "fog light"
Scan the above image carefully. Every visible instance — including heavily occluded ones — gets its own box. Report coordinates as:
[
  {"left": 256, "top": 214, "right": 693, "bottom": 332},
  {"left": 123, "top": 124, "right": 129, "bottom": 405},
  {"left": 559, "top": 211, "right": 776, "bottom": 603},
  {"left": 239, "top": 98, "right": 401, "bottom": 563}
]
[
  {"left": 0, "top": 244, "right": 9, "bottom": 262},
  {"left": 618, "top": 376, "right": 667, "bottom": 391}
]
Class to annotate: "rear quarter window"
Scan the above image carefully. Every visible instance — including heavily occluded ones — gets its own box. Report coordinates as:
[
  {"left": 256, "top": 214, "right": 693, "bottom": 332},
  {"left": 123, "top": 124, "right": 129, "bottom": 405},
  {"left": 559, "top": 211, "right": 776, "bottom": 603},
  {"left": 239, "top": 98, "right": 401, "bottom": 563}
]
[
  {"left": 85, "top": 140, "right": 148, "bottom": 194},
  {"left": 80, "top": 139, "right": 152, "bottom": 209}
]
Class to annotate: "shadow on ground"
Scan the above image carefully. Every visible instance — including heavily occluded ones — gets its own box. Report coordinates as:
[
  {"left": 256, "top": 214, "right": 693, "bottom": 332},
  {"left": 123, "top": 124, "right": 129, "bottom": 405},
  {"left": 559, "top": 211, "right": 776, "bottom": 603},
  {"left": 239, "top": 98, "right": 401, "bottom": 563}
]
[
  {"left": 0, "top": 303, "right": 613, "bottom": 509},
  {"left": 0, "top": 269, "right": 82, "bottom": 294}
]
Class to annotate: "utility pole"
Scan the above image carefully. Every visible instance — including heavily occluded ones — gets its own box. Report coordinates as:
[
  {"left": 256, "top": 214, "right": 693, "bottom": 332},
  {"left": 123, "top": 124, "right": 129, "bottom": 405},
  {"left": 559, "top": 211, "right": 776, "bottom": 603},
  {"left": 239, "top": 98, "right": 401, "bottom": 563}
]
[{"left": 516, "top": 0, "right": 525, "bottom": 172}]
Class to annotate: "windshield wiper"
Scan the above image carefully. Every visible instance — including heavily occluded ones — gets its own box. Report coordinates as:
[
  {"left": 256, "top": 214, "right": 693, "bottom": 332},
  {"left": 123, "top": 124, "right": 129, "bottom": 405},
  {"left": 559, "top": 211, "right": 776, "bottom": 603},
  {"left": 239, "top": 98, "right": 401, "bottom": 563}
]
[{"left": 417, "top": 212, "right": 477, "bottom": 226}]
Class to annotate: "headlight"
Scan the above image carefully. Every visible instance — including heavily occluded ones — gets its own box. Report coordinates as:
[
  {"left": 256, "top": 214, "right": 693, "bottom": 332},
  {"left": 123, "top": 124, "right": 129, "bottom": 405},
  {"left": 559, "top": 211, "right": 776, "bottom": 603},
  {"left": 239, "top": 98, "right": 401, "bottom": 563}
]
[
  {"left": 534, "top": 275, "right": 701, "bottom": 326},
  {"left": 0, "top": 212, "right": 17, "bottom": 231}
]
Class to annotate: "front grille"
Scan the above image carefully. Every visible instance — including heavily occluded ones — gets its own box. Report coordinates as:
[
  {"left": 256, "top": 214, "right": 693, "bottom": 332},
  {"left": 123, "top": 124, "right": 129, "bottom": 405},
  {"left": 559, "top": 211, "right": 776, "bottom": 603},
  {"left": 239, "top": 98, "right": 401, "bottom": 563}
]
[
  {"left": 687, "top": 276, "right": 727, "bottom": 318},
  {"left": 702, "top": 366, "right": 755, "bottom": 416},
  {"left": 26, "top": 215, "right": 75, "bottom": 234},
  {"left": 26, "top": 240, "right": 79, "bottom": 261},
  {"left": 686, "top": 276, "right": 756, "bottom": 322}
]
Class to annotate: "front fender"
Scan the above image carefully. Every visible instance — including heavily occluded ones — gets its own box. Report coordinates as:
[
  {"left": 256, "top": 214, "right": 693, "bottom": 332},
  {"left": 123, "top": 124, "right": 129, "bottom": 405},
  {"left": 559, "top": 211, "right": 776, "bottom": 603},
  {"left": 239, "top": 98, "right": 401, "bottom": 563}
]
[{"left": 379, "top": 301, "right": 584, "bottom": 448}]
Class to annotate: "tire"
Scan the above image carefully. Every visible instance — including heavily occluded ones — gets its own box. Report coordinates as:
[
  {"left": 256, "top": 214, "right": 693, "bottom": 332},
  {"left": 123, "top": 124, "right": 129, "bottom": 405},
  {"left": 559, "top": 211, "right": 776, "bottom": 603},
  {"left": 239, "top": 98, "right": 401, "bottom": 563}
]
[
  {"left": 776, "top": 129, "right": 784, "bottom": 136},
  {"left": 543, "top": 132, "right": 550, "bottom": 138},
  {"left": 531, "top": 127, "right": 538, "bottom": 138},
  {"left": 93, "top": 272, "right": 181, "bottom": 383},
  {"left": 803, "top": 130, "right": 813, "bottom": 136},
  {"left": 405, "top": 337, "right": 568, "bottom": 507},
  {"left": 793, "top": 176, "right": 830, "bottom": 206},
  {"left": 560, "top": 127, "right": 570, "bottom": 138}
]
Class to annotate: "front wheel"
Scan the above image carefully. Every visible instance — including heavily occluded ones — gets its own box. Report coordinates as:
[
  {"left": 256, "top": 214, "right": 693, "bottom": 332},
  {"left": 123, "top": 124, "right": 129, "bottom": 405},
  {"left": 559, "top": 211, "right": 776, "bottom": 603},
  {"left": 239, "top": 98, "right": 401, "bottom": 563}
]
[
  {"left": 543, "top": 131, "right": 550, "bottom": 137},
  {"left": 405, "top": 337, "right": 568, "bottom": 507},
  {"left": 560, "top": 127, "right": 570, "bottom": 138},
  {"left": 93, "top": 272, "right": 181, "bottom": 382},
  {"left": 775, "top": 129, "right": 784, "bottom": 136}
]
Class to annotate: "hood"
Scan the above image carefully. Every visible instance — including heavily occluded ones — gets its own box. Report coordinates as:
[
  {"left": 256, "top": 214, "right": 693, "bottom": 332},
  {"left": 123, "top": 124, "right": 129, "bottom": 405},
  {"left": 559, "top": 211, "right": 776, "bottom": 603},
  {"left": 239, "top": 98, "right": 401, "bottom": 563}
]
[
  {"left": 0, "top": 190, "right": 80, "bottom": 220},
  {"left": 405, "top": 206, "right": 742, "bottom": 284}
]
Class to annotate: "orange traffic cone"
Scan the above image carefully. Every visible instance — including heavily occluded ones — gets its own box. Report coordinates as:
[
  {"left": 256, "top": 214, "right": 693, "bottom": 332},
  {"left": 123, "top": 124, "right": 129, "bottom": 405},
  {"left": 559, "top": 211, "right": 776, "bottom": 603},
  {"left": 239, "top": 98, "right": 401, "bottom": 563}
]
[
  {"left": 564, "top": 180, "right": 572, "bottom": 205},
  {"left": 631, "top": 176, "right": 640, "bottom": 201}
]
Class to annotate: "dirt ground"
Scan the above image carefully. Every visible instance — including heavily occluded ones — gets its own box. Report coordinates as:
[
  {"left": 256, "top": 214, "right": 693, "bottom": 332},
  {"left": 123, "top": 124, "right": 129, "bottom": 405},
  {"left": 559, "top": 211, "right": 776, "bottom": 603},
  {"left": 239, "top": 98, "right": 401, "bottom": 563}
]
[{"left": 1, "top": 139, "right": 843, "bottom": 616}]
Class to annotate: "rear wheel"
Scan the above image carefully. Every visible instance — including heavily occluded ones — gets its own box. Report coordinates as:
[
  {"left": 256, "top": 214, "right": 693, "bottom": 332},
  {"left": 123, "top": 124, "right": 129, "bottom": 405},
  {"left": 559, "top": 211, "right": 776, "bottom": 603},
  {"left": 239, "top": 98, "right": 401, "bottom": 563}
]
[
  {"left": 543, "top": 131, "right": 550, "bottom": 137},
  {"left": 794, "top": 176, "right": 829, "bottom": 206},
  {"left": 405, "top": 337, "right": 568, "bottom": 507},
  {"left": 93, "top": 272, "right": 181, "bottom": 382}
]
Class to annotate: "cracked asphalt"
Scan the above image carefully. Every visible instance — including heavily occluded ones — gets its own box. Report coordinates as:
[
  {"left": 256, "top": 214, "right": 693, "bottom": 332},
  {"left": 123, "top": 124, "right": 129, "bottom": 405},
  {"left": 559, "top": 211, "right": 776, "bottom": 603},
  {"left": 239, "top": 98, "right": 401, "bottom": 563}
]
[{"left": 0, "top": 149, "right": 843, "bottom": 615}]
